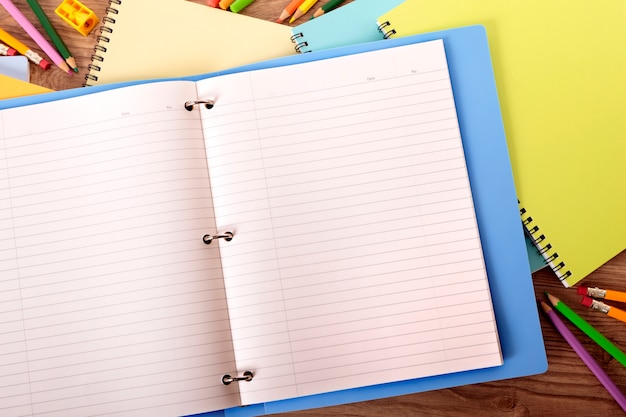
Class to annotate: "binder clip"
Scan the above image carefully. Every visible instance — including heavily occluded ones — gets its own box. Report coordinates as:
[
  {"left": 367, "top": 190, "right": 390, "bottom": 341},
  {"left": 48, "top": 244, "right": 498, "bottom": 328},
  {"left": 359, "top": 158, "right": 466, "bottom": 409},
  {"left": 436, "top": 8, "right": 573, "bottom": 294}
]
[{"left": 55, "top": 0, "right": 99, "bottom": 36}]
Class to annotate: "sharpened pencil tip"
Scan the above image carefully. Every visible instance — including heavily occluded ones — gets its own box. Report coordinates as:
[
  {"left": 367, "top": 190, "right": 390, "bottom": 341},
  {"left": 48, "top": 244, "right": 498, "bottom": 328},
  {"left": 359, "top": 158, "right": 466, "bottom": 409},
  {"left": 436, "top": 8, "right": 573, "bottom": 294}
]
[{"left": 545, "top": 292, "right": 559, "bottom": 306}]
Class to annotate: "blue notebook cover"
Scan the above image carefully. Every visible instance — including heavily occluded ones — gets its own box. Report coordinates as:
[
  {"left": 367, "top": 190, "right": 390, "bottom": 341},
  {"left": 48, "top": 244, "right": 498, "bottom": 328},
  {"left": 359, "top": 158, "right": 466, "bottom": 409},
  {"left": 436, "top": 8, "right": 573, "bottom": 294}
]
[{"left": 0, "top": 25, "right": 547, "bottom": 417}]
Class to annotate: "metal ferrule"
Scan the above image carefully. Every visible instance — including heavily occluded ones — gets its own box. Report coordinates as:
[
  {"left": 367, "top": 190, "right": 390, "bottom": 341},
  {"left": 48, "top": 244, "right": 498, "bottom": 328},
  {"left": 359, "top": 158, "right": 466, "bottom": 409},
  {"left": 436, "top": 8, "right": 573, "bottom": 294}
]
[
  {"left": 586, "top": 287, "right": 607, "bottom": 299},
  {"left": 589, "top": 299, "right": 611, "bottom": 314}
]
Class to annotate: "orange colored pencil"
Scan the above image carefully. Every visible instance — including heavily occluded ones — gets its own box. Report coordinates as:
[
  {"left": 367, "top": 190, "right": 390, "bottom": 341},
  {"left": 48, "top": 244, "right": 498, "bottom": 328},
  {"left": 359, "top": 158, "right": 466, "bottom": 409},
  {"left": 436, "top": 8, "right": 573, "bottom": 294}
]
[
  {"left": 578, "top": 285, "right": 626, "bottom": 303},
  {"left": 582, "top": 296, "right": 626, "bottom": 324},
  {"left": 276, "top": 0, "right": 304, "bottom": 22},
  {"left": 218, "top": 0, "right": 235, "bottom": 9},
  {"left": 289, "top": 0, "right": 318, "bottom": 23}
]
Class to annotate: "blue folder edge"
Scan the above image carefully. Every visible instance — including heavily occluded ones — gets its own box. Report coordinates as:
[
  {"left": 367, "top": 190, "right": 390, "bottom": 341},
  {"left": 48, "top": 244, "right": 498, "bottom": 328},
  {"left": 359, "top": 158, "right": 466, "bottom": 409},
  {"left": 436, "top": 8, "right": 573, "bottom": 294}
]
[{"left": 0, "top": 25, "right": 547, "bottom": 417}]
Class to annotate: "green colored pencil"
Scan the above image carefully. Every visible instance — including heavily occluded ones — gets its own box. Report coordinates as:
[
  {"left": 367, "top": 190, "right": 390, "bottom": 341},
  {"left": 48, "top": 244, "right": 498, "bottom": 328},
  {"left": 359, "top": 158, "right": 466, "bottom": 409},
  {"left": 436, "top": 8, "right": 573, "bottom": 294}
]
[
  {"left": 546, "top": 293, "right": 626, "bottom": 367},
  {"left": 26, "top": 0, "right": 78, "bottom": 72}
]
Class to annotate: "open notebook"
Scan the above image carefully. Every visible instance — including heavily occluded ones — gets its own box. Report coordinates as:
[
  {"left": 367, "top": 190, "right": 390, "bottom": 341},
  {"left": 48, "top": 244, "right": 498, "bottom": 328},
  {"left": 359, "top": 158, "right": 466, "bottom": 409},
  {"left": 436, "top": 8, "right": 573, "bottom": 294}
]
[
  {"left": 0, "top": 26, "right": 546, "bottom": 417},
  {"left": 377, "top": 0, "right": 626, "bottom": 287}
]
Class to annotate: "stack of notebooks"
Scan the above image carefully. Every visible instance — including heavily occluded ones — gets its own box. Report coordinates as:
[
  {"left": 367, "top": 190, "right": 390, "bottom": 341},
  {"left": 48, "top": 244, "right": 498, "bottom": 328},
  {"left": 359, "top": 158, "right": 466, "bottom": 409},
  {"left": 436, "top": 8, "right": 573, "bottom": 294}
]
[{"left": 2, "top": 0, "right": 623, "bottom": 415}]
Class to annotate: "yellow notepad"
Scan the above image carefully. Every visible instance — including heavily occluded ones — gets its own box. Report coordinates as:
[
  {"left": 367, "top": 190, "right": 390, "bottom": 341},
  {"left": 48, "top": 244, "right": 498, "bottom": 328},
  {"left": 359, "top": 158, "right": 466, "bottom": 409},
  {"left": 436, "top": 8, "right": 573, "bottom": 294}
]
[
  {"left": 377, "top": 0, "right": 626, "bottom": 287},
  {"left": 0, "top": 73, "right": 53, "bottom": 100},
  {"left": 85, "top": 0, "right": 296, "bottom": 85}
]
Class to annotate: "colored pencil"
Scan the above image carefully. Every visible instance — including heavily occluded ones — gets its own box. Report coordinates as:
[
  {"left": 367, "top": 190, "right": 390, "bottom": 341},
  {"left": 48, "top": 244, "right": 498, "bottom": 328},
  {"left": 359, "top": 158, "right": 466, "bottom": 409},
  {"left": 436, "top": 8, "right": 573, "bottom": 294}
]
[
  {"left": 311, "top": 0, "right": 345, "bottom": 18},
  {"left": 546, "top": 293, "right": 626, "bottom": 366},
  {"left": 540, "top": 300, "right": 626, "bottom": 412},
  {"left": 0, "top": 27, "right": 50, "bottom": 69},
  {"left": 276, "top": 0, "right": 304, "bottom": 23},
  {"left": 578, "top": 285, "right": 626, "bottom": 304},
  {"left": 206, "top": 0, "right": 220, "bottom": 6},
  {"left": 218, "top": 0, "right": 235, "bottom": 10},
  {"left": 582, "top": 296, "right": 626, "bottom": 324},
  {"left": 289, "top": 0, "right": 318, "bottom": 23},
  {"left": 230, "top": 0, "right": 255, "bottom": 13},
  {"left": 0, "top": 41, "right": 17, "bottom": 56},
  {"left": 0, "top": 0, "right": 70, "bottom": 74},
  {"left": 26, "top": 0, "right": 77, "bottom": 72}
]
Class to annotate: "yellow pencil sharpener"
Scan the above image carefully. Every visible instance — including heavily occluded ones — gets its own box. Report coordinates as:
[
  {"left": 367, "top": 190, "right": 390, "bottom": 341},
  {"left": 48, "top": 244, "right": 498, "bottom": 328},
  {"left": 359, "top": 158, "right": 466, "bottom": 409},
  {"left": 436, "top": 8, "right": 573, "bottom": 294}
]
[{"left": 55, "top": 0, "right": 99, "bottom": 36}]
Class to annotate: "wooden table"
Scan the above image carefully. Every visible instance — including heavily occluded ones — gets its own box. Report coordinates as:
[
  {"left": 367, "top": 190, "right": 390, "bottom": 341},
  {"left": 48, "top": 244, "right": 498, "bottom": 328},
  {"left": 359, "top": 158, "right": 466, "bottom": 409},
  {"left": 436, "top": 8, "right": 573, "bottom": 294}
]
[{"left": 2, "top": 1, "right": 625, "bottom": 416}]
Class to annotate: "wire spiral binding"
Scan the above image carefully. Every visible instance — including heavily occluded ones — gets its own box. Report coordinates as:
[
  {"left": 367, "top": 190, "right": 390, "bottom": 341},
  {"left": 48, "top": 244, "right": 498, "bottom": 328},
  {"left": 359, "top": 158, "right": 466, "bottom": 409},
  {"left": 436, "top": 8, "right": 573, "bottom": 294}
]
[
  {"left": 85, "top": 0, "right": 122, "bottom": 85},
  {"left": 222, "top": 371, "right": 253, "bottom": 385},
  {"left": 290, "top": 32, "right": 308, "bottom": 53},
  {"left": 203, "top": 231, "right": 234, "bottom": 245},
  {"left": 519, "top": 201, "right": 572, "bottom": 283},
  {"left": 376, "top": 21, "right": 396, "bottom": 39}
]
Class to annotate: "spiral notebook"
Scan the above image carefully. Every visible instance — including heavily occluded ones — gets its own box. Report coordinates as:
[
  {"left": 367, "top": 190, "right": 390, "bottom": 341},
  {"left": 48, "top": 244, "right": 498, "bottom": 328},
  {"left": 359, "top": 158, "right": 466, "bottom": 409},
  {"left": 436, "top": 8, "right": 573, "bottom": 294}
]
[
  {"left": 85, "top": 0, "right": 296, "bottom": 85},
  {"left": 378, "top": 0, "right": 626, "bottom": 287},
  {"left": 290, "top": 0, "right": 404, "bottom": 53},
  {"left": 0, "top": 26, "right": 546, "bottom": 417}
]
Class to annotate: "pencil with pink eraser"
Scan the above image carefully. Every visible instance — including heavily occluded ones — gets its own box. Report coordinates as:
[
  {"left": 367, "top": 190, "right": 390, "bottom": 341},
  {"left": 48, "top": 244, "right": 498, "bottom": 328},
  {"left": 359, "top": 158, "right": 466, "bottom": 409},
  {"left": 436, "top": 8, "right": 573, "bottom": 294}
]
[
  {"left": 0, "top": 27, "right": 51, "bottom": 70},
  {"left": 578, "top": 285, "right": 626, "bottom": 303},
  {"left": 0, "top": 41, "right": 16, "bottom": 55}
]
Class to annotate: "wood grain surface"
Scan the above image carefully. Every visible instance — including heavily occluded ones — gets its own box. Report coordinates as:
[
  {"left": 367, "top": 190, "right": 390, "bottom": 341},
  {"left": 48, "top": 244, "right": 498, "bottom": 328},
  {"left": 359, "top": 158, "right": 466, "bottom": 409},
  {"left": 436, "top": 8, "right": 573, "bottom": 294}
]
[{"left": 2, "top": 1, "right": 625, "bottom": 416}]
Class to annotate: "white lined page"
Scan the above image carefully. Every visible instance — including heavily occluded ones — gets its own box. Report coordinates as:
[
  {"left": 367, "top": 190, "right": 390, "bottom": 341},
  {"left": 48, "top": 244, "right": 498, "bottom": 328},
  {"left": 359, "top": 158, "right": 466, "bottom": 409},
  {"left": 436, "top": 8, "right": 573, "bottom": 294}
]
[
  {"left": 0, "top": 82, "right": 240, "bottom": 417},
  {"left": 197, "top": 39, "right": 501, "bottom": 405}
]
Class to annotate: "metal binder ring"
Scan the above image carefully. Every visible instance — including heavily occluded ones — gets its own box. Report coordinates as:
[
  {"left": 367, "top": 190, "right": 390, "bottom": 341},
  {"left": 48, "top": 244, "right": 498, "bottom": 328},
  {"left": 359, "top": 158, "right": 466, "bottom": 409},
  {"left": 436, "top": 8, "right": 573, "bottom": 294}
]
[
  {"left": 203, "top": 231, "right": 234, "bottom": 245},
  {"left": 184, "top": 100, "right": 215, "bottom": 111},
  {"left": 222, "top": 371, "right": 253, "bottom": 385}
]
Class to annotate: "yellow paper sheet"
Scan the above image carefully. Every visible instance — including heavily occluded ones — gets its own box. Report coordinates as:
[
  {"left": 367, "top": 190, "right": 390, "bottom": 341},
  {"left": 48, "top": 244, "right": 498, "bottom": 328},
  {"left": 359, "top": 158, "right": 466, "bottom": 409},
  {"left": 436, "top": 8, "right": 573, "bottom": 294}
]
[{"left": 0, "top": 73, "right": 53, "bottom": 99}]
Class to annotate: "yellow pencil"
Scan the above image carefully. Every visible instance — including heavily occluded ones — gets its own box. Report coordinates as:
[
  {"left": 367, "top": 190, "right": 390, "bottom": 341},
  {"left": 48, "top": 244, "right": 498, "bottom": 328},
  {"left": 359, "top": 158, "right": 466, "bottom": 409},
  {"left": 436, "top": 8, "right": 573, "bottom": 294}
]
[
  {"left": 0, "top": 27, "right": 51, "bottom": 69},
  {"left": 582, "top": 296, "right": 626, "bottom": 324},
  {"left": 289, "top": 0, "right": 317, "bottom": 23}
]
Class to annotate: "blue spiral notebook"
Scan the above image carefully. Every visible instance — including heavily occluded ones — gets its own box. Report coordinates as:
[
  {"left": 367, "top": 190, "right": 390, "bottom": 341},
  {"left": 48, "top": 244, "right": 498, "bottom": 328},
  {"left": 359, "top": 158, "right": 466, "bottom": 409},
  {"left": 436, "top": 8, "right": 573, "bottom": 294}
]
[{"left": 0, "top": 25, "right": 546, "bottom": 417}]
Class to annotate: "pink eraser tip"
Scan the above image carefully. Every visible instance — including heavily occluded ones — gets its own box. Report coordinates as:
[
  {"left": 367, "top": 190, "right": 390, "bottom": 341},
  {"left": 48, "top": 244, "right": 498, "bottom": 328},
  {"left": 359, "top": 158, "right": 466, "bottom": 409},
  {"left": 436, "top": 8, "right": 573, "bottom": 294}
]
[
  {"left": 7, "top": 47, "right": 17, "bottom": 56},
  {"left": 581, "top": 296, "right": 594, "bottom": 307},
  {"left": 576, "top": 286, "right": 588, "bottom": 295},
  {"left": 39, "top": 59, "right": 52, "bottom": 70}
]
